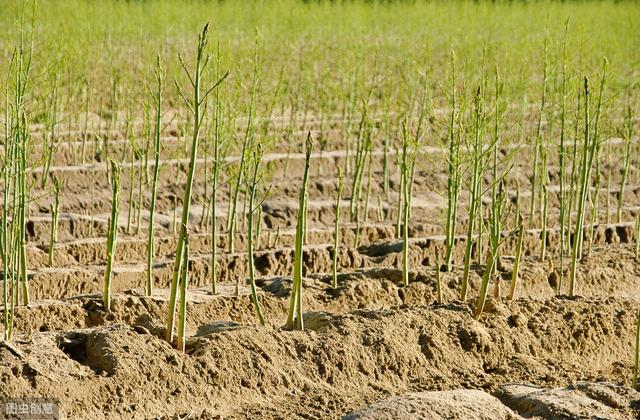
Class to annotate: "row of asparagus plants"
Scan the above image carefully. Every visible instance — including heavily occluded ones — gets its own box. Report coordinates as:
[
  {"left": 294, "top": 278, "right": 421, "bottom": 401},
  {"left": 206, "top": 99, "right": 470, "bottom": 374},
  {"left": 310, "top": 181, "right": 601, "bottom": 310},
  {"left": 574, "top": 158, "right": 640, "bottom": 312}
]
[{"left": 86, "top": 48, "right": 636, "bottom": 333}]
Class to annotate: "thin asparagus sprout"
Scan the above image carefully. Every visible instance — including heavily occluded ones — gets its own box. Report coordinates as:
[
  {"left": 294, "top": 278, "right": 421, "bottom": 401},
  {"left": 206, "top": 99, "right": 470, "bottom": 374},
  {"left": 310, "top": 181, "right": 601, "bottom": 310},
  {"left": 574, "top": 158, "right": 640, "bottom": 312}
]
[
  {"left": 17, "top": 113, "right": 30, "bottom": 308},
  {"left": 10, "top": 102, "right": 21, "bottom": 313},
  {"left": 490, "top": 64, "right": 505, "bottom": 267},
  {"left": 461, "top": 86, "right": 485, "bottom": 301},
  {"left": 63, "top": 72, "right": 73, "bottom": 164},
  {"left": 146, "top": 55, "right": 163, "bottom": 297},
  {"left": 405, "top": 60, "right": 429, "bottom": 225},
  {"left": 528, "top": 36, "right": 549, "bottom": 228},
  {"left": 228, "top": 30, "right": 259, "bottom": 255},
  {"left": 349, "top": 102, "right": 371, "bottom": 222},
  {"left": 332, "top": 167, "right": 345, "bottom": 289},
  {"left": 286, "top": 133, "right": 313, "bottom": 331},
  {"left": 444, "top": 50, "right": 462, "bottom": 272},
  {"left": 474, "top": 54, "right": 488, "bottom": 267},
  {"left": 48, "top": 177, "right": 61, "bottom": 267},
  {"left": 103, "top": 160, "right": 120, "bottom": 312},
  {"left": 135, "top": 112, "right": 147, "bottom": 236},
  {"left": 586, "top": 58, "right": 608, "bottom": 258},
  {"left": 400, "top": 123, "right": 411, "bottom": 287},
  {"left": 246, "top": 146, "right": 266, "bottom": 326},
  {"left": 540, "top": 145, "right": 549, "bottom": 261},
  {"left": 176, "top": 231, "right": 190, "bottom": 353},
  {"left": 618, "top": 103, "right": 633, "bottom": 223},
  {"left": 166, "top": 24, "right": 229, "bottom": 343},
  {"left": 557, "top": 19, "right": 569, "bottom": 290},
  {"left": 210, "top": 42, "right": 224, "bottom": 294},
  {"left": 81, "top": 80, "right": 90, "bottom": 165}
]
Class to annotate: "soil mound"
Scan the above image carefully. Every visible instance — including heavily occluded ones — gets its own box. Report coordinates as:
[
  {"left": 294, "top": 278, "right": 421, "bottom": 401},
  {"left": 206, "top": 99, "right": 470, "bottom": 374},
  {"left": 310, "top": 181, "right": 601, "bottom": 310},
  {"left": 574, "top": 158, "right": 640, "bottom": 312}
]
[{"left": 1, "top": 298, "right": 638, "bottom": 418}]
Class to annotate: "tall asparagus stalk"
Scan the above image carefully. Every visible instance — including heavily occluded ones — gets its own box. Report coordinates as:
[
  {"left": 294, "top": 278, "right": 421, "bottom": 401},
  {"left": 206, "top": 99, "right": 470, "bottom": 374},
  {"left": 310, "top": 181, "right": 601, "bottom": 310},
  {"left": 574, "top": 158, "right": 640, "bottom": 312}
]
[
  {"left": 146, "top": 55, "right": 164, "bottom": 297},
  {"left": 103, "top": 161, "right": 120, "bottom": 312},
  {"left": 586, "top": 58, "right": 608, "bottom": 257},
  {"left": 557, "top": 19, "right": 569, "bottom": 292},
  {"left": 286, "top": 133, "right": 313, "bottom": 331},
  {"left": 528, "top": 36, "right": 549, "bottom": 228},
  {"left": 246, "top": 146, "right": 267, "bottom": 325},
  {"left": 48, "top": 177, "right": 61, "bottom": 267},
  {"left": 166, "top": 24, "right": 229, "bottom": 344},
  {"left": 210, "top": 42, "right": 224, "bottom": 294},
  {"left": 332, "top": 167, "right": 344, "bottom": 288}
]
